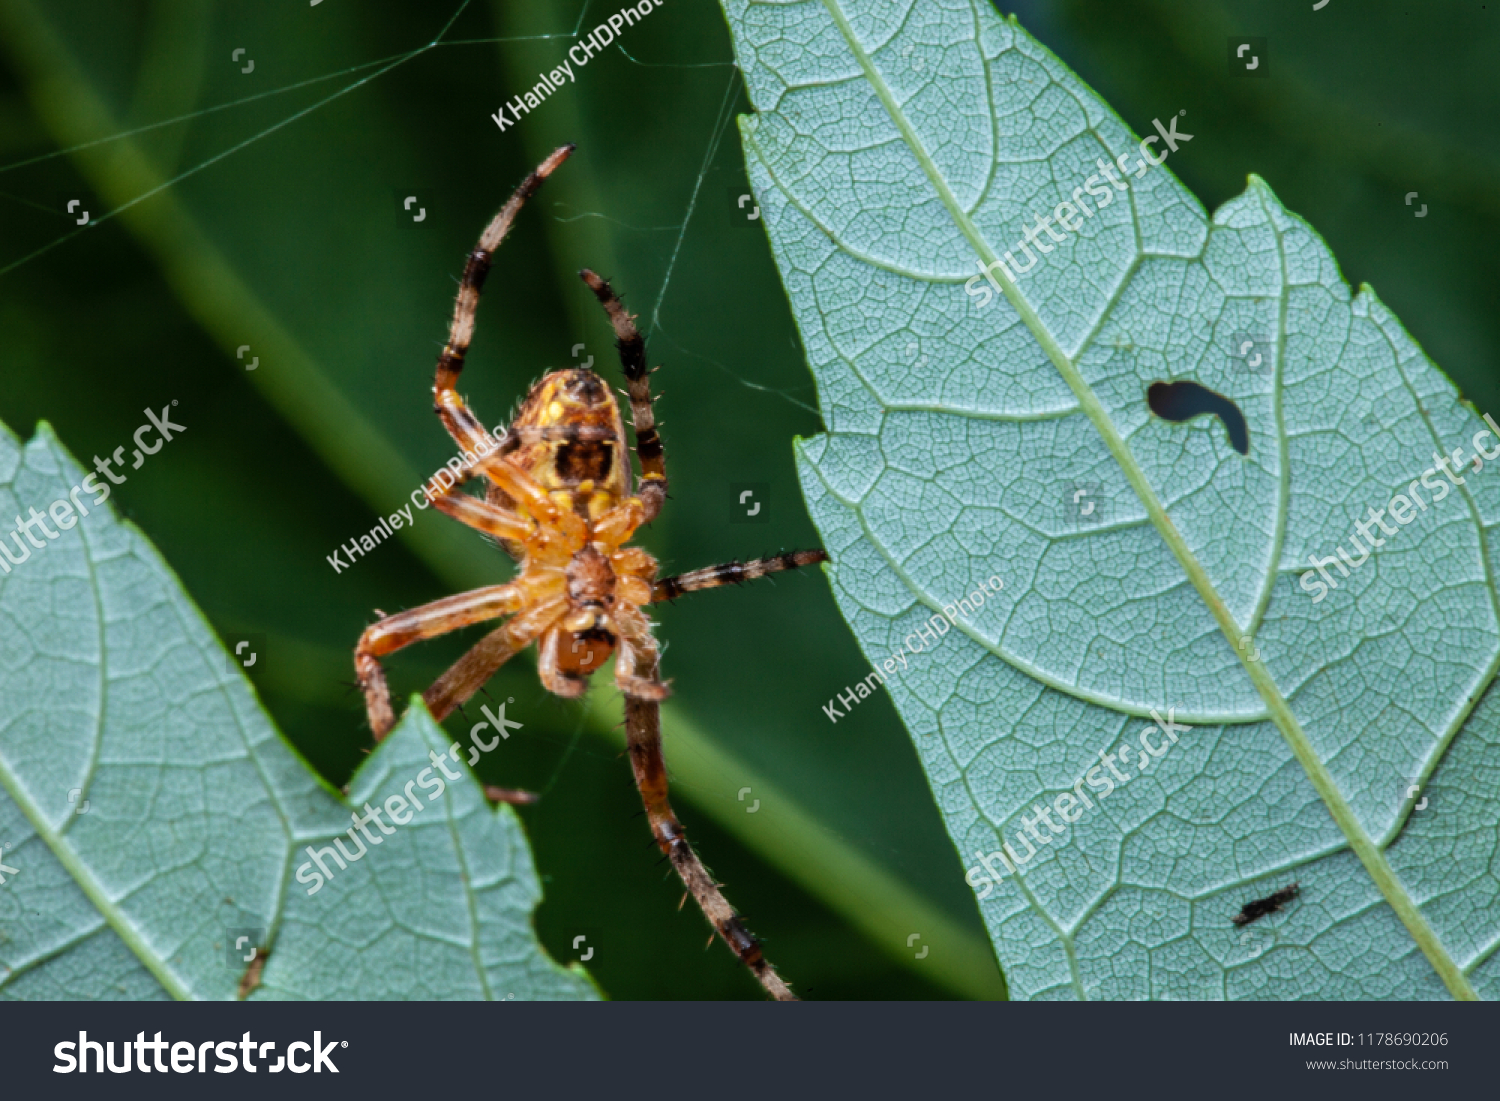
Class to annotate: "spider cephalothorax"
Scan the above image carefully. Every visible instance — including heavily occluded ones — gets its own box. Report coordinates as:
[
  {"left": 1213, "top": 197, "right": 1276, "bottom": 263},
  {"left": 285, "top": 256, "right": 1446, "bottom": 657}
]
[{"left": 352, "top": 144, "right": 826, "bottom": 1000}]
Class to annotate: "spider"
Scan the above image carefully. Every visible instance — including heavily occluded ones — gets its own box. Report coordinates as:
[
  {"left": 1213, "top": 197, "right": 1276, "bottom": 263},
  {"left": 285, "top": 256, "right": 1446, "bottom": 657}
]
[{"left": 354, "top": 144, "right": 827, "bottom": 1001}]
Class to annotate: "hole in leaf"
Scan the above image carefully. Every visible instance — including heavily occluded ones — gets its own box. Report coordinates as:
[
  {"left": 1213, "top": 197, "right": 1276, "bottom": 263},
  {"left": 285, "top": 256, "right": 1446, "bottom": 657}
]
[{"left": 1146, "top": 380, "right": 1249, "bottom": 456}]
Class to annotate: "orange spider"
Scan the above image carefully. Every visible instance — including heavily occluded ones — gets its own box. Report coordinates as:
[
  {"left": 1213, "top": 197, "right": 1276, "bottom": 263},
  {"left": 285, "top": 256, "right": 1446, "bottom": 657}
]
[{"left": 354, "top": 144, "right": 827, "bottom": 1000}]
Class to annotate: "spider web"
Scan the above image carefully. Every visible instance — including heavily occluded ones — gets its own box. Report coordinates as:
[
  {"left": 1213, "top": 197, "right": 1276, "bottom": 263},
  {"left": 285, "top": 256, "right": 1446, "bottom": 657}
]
[
  {"left": 0, "top": 0, "right": 828, "bottom": 803},
  {"left": 0, "top": 0, "right": 812, "bottom": 411}
]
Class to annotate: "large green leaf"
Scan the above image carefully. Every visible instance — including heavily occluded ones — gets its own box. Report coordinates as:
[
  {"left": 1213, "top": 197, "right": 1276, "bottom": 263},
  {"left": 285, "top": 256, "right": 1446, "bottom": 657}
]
[
  {"left": 0, "top": 419, "right": 593, "bottom": 1000},
  {"left": 721, "top": 0, "right": 1500, "bottom": 999}
]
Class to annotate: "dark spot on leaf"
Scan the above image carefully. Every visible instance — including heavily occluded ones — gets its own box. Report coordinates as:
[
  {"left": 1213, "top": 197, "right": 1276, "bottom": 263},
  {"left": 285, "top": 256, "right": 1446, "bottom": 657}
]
[
  {"left": 1231, "top": 882, "right": 1300, "bottom": 927},
  {"left": 1147, "top": 380, "right": 1249, "bottom": 455}
]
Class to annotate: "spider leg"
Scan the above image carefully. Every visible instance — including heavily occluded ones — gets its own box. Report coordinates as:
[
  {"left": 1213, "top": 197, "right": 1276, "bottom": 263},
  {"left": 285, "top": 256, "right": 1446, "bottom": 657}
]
[
  {"left": 421, "top": 597, "right": 567, "bottom": 723},
  {"left": 434, "top": 144, "right": 575, "bottom": 459},
  {"left": 613, "top": 606, "right": 670, "bottom": 701},
  {"left": 412, "top": 600, "right": 566, "bottom": 806},
  {"left": 356, "top": 579, "right": 559, "bottom": 738},
  {"left": 591, "top": 495, "right": 647, "bottom": 550},
  {"left": 484, "top": 785, "right": 540, "bottom": 807},
  {"left": 420, "top": 443, "right": 595, "bottom": 561},
  {"left": 537, "top": 627, "right": 588, "bottom": 698},
  {"left": 423, "top": 144, "right": 589, "bottom": 542},
  {"left": 422, "top": 446, "right": 586, "bottom": 548},
  {"left": 429, "top": 489, "right": 532, "bottom": 545},
  {"left": 623, "top": 695, "right": 796, "bottom": 1000},
  {"left": 652, "top": 549, "right": 829, "bottom": 603},
  {"left": 579, "top": 269, "right": 667, "bottom": 522}
]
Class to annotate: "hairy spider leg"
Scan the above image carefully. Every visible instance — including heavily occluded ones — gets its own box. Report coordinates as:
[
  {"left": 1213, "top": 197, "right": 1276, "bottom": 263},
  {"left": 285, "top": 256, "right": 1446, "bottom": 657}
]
[
  {"left": 421, "top": 142, "right": 589, "bottom": 546},
  {"left": 428, "top": 491, "right": 532, "bottom": 545},
  {"left": 624, "top": 695, "right": 796, "bottom": 1001},
  {"left": 652, "top": 550, "right": 829, "bottom": 603},
  {"left": 579, "top": 268, "right": 667, "bottom": 521},
  {"left": 434, "top": 144, "right": 575, "bottom": 460},
  {"left": 612, "top": 604, "right": 670, "bottom": 701},
  {"left": 577, "top": 266, "right": 796, "bottom": 996},
  {"left": 356, "top": 577, "right": 560, "bottom": 738},
  {"left": 420, "top": 597, "right": 570, "bottom": 725},
  {"left": 419, "top": 603, "right": 572, "bottom": 807}
]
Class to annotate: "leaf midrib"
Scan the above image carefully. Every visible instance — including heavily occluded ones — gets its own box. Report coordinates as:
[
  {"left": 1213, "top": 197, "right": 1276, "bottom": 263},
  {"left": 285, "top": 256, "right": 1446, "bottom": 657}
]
[
  {"left": 0, "top": 733, "right": 193, "bottom": 1000},
  {"left": 0, "top": 428, "right": 189, "bottom": 1000},
  {"left": 814, "top": 0, "right": 1476, "bottom": 1000}
]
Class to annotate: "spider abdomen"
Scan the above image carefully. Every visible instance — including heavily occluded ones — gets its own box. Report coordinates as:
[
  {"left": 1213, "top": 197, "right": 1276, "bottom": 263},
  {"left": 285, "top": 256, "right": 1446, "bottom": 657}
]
[
  {"left": 557, "top": 628, "right": 616, "bottom": 677},
  {"left": 511, "top": 367, "right": 630, "bottom": 521}
]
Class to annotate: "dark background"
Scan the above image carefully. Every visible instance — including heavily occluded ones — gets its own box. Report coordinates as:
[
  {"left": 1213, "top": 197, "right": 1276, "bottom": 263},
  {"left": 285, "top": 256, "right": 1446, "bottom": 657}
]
[
  {"left": 8, "top": 1001, "right": 1486, "bottom": 1096},
  {"left": 0, "top": 0, "right": 1493, "bottom": 999}
]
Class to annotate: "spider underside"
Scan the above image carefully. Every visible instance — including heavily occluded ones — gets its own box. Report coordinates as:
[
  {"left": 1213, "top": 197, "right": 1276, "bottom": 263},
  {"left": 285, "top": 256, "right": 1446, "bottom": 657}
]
[{"left": 354, "top": 144, "right": 827, "bottom": 1001}]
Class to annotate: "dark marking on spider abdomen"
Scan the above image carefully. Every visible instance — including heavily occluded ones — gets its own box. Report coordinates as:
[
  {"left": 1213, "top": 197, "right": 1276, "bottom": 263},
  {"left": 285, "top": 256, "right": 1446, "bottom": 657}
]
[
  {"left": 555, "top": 439, "right": 614, "bottom": 483},
  {"left": 511, "top": 368, "right": 630, "bottom": 503}
]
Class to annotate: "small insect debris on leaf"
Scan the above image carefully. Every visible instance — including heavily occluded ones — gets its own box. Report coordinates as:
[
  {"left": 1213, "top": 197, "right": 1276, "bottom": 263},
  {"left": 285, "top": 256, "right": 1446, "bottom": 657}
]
[
  {"left": 1231, "top": 882, "right": 1300, "bottom": 927},
  {"left": 237, "top": 949, "right": 269, "bottom": 999}
]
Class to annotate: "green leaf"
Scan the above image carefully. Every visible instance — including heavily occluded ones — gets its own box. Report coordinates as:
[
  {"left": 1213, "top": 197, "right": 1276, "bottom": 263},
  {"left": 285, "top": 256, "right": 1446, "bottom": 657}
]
[
  {"left": 721, "top": 0, "right": 1500, "bottom": 999},
  {"left": 0, "top": 420, "right": 593, "bottom": 1000}
]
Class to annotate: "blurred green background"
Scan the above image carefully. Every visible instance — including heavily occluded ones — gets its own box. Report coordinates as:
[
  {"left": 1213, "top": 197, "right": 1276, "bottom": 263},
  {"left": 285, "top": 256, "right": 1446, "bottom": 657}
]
[{"left": 0, "top": 0, "right": 1493, "bottom": 999}]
